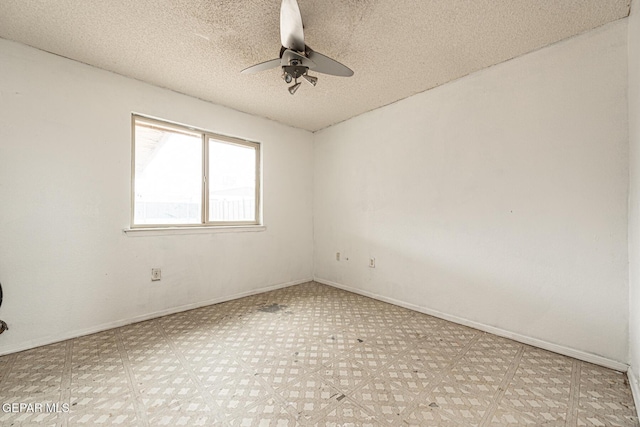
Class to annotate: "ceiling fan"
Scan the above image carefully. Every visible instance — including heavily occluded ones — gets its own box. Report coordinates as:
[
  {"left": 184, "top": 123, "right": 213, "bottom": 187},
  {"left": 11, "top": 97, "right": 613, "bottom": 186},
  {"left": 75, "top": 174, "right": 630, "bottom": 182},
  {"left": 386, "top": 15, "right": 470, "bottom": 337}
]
[{"left": 241, "top": 0, "right": 354, "bottom": 95}]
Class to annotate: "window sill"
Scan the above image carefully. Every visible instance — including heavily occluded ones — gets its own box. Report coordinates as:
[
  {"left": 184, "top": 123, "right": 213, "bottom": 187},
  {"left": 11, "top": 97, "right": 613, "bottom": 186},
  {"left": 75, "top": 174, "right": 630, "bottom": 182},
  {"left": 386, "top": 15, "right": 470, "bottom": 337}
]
[{"left": 123, "top": 225, "right": 266, "bottom": 236}]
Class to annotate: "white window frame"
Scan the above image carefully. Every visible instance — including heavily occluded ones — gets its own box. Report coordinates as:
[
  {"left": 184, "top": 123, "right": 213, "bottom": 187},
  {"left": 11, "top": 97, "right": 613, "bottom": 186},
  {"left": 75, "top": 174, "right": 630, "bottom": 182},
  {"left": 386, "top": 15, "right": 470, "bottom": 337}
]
[{"left": 130, "top": 114, "right": 262, "bottom": 229}]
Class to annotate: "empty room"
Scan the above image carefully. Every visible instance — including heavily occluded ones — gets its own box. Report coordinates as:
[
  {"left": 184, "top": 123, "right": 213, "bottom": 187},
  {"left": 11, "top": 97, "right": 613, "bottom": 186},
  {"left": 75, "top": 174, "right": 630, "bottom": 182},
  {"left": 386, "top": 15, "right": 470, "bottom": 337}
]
[{"left": 1, "top": 0, "right": 640, "bottom": 425}]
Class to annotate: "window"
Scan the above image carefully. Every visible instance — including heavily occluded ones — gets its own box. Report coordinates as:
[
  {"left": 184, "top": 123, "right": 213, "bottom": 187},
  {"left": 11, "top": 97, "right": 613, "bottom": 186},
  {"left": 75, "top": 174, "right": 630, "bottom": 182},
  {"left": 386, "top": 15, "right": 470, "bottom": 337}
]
[{"left": 132, "top": 115, "right": 261, "bottom": 227}]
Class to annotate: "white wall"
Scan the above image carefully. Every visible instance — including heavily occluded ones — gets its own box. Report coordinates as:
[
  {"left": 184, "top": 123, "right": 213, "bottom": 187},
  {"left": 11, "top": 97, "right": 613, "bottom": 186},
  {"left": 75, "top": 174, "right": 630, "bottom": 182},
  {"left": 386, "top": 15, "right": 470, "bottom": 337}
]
[
  {"left": 0, "top": 38, "right": 314, "bottom": 355},
  {"left": 628, "top": 0, "right": 640, "bottom": 400},
  {"left": 314, "top": 21, "right": 629, "bottom": 364}
]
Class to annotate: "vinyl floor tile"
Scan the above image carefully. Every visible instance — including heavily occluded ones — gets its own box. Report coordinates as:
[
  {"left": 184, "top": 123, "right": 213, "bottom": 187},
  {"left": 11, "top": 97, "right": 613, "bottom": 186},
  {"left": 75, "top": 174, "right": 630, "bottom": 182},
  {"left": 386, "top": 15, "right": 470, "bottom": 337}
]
[{"left": 0, "top": 282, "right": 637, "bottom": 426}]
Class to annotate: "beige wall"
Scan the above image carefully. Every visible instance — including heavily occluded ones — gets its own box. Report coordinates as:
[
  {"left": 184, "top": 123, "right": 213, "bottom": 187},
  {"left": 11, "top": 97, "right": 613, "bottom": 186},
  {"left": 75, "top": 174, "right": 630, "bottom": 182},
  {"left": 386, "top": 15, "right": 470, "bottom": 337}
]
[{"left": 627, "top": 0, "right": 640, "bottom": 402}]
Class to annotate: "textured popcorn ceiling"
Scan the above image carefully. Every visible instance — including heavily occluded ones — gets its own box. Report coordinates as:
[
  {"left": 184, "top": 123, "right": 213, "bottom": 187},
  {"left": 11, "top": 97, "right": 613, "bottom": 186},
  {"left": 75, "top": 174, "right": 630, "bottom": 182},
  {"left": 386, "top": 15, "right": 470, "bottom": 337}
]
[{"left": 0, "top": 0, "right": 630, "bottom": 132}]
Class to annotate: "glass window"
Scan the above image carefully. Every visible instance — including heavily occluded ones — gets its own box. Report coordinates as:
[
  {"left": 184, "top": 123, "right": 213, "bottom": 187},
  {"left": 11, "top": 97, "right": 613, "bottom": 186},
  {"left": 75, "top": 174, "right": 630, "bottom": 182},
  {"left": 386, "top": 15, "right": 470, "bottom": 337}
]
[
  {"left": 132, "top": 116, "right": 261, "bottom": 227},
  {"left": 208, "top": 138, "right": 258, "bottom": 223}
]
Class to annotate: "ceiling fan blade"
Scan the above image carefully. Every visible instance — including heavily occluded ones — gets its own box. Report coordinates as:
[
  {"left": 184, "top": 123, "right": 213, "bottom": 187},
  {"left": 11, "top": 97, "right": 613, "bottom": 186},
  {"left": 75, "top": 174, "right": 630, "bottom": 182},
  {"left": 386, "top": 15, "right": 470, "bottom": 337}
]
[
  {"left": 281, "top": 49, "right": 315, "bottom": 68},
  {"left": 280, "top": 0, "right": 305, "bottom": 52},
  {"left": 307, "top": 48, "right": 354, "bottom": 77},
  {"left": 241, "top": 58, "right": 281, "bottom": 74}
]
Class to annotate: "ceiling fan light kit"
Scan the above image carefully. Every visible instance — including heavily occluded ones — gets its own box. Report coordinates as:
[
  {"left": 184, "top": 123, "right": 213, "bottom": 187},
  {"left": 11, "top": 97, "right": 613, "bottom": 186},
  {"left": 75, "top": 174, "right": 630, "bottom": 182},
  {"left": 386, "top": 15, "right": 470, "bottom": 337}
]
[
  {"left": 241, "top": 0, "right": 354, "bottom": 95},
  {"left": 303, "top": 74, "right": 317, "bottom": 86}
]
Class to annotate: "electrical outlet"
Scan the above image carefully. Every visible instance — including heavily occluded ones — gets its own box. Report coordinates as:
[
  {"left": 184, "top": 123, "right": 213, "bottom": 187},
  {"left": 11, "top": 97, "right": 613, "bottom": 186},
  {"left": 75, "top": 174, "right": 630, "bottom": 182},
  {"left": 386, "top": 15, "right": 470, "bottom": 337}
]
[
  {"left": 151, "top": 268, "right": 161, "bottom": 281},
  {"left": 336, "top": 252, "right": 340, "bottom": 261},
  {"left": 369, "top": 258, "right": 376, "bottom": 268}
]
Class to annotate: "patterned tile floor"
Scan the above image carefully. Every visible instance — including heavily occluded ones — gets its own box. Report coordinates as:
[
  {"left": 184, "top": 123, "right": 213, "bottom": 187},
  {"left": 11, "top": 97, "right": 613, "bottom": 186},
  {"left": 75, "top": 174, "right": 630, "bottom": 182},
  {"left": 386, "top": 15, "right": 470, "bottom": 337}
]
[{"left": 0, "top": 282, "right": 637, "bottom": 426}]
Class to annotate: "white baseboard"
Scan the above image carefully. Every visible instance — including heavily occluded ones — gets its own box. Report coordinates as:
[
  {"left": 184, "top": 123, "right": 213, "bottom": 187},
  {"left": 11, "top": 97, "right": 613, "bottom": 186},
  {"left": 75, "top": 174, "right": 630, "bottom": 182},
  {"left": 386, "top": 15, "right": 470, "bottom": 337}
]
[
  {"left": 0, "top": 278, "right": 312, "bottom": 356},
  {"left": 629, "top": 367, "right": 640, "bottom": 419},
  {"left": 314, "top": 277, "right": 629, "bottom": 372}
]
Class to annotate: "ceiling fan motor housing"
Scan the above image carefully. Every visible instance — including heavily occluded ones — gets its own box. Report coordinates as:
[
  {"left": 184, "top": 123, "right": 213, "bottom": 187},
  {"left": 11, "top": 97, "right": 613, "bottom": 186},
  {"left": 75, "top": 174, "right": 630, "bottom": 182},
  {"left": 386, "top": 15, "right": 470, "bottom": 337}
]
[{"left": 283, "top": 64, "right": 308, "bottom": 82}]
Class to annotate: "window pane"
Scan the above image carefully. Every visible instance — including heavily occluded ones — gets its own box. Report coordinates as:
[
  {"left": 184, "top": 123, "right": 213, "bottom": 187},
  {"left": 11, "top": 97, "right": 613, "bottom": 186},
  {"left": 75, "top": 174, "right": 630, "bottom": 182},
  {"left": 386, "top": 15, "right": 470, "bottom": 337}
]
[
  {"left": 134, "top": 124, "right": 202, "bottom": 225},
  {"left": 208, "top": 139, "right": 256, "bottom": 222}
]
